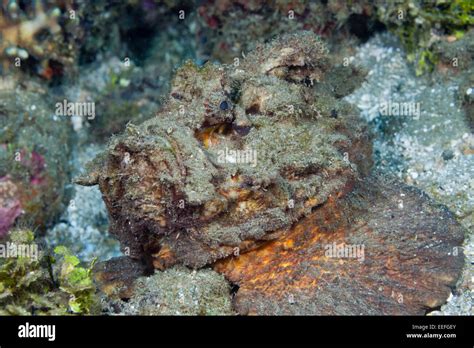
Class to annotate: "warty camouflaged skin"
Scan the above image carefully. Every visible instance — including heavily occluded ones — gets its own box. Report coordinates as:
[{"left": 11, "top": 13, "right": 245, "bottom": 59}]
[{"left": 78, "top": 31, "right": 371, "bottom": 269}]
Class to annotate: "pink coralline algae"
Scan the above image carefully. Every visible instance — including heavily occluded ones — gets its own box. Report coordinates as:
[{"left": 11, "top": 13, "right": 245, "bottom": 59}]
[
  {"left": 22, "top": 150, "right": 46, "bottom": 186},
  {"left": 0, "top": 177, "right": 23, "bottom": 237}
]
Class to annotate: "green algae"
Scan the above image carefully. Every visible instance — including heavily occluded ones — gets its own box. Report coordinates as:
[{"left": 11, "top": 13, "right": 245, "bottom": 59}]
[
  {"left": 0, "top": 230, "right": 99, "bottom": 315},
  {"left": 376, "top": 0, "right": 474, "bottom": 75}
]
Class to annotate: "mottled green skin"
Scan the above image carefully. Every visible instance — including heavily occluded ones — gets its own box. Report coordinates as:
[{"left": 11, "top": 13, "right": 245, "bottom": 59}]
[
  {"left": 0, "top": 88, "right": 73, "bottom": 233},
  {"left": 80, "top": 31, "right": 371, "bottom": 268},
  {"left": 104, "top": 266, "right": 234, "bottom": 315}
]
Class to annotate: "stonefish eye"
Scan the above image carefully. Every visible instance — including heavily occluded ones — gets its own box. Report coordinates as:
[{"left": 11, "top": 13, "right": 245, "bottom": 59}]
[{"left": 219, "top": 100, "right": 230, "bottom": 110}]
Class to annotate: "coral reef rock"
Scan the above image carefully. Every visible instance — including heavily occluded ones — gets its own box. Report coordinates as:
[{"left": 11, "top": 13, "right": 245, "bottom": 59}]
[
  {"left": 0, "top": 87, "right": 73, "bottom": 233},
  {"left": 196, "top": 0, "right": 377, "bottom": 63}
]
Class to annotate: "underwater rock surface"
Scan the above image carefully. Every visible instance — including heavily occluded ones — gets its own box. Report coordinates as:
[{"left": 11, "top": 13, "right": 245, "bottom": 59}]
[
  {"left": 45, "top": 143, "right": 121, "bottom": 262},
  {"left": 196, "top": 0, "right": 376, "bottom": 63},
  {"left": 0, "top": 86, "right": 73, "bottom": 234}
]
